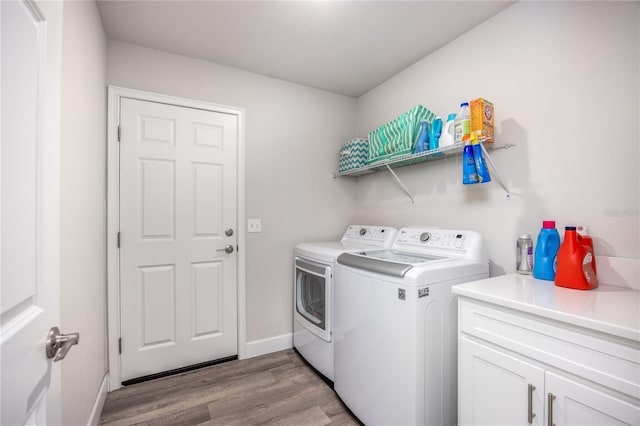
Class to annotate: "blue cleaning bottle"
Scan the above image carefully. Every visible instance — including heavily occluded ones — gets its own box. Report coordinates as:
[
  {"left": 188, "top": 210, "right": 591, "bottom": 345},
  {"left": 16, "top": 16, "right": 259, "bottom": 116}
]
[
  {"left": 462, "top": 140, "right": 478, "bottom": 184},
  {"left": 533, "top": 220, "right": 561, "bottom": 280},
  {"left": 470, "top": 131, "right": 491, "bottom": 183},
  {"left": 428, "top": 117, "right": 442, "bottom": 151},
  {"left": 413, "top": 120, "right": 429, "bottom": 154}
]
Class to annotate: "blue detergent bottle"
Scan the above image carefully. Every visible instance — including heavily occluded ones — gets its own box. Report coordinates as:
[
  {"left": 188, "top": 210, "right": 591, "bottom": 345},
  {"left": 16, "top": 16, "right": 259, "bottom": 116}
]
[
  {"left": 532, "top": 220, "right": 561, "bottom": 280},
  {"left": 413, "top": 120, "right": 429, "bottom": 154},
  {"left": 470, "top": 131, "right": 491, "bottom": 183},
  {"left": 462, "top": 140, "right": 478, "bottom": 184},
  {"left": 428, "top": 117, "right": 442, "bottom": 150}
]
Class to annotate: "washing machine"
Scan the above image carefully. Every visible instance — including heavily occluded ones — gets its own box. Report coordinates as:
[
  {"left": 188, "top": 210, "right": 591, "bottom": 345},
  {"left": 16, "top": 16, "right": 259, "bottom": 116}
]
[
  {"left": 334, "top": 227, "right": 489, "bottom": 425},
  {"left": 293, "top": 225, "right": 397, "bottom": 383}
]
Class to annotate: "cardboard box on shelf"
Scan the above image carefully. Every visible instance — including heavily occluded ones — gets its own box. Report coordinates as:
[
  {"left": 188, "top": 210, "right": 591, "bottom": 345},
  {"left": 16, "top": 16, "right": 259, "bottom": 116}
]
[{"left": 470, "top": 98, "right": 494, "bottom": 143}]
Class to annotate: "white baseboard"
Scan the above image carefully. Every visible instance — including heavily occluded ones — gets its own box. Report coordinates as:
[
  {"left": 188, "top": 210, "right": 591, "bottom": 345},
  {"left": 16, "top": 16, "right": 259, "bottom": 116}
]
[
  {"left": 244, "top": 333, "right": 293, "bottom": 359},
  {"left": 87, "top": 373, "right": 109, "bottom": 426}
]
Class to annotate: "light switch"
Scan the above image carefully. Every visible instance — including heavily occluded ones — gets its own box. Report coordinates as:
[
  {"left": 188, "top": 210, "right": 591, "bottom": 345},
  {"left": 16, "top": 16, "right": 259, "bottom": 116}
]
[{"left": 248, "top": 218, "right": 262, "bottom": 233}]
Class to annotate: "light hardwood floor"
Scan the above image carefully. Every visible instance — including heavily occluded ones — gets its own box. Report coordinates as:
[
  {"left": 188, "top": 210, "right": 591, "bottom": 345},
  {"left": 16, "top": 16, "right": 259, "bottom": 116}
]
[{"left": 99, "top": 349, "right": 359, "bottom": 426}]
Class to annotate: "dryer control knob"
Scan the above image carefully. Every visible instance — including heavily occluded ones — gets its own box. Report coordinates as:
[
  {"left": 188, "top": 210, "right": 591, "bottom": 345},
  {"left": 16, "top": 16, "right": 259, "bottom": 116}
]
[
  {"left": 359, "top": 228, "right": 367, "bottom": 236},
  {"left": 420, "top": 232, "right": 431, "bottom": 243}
]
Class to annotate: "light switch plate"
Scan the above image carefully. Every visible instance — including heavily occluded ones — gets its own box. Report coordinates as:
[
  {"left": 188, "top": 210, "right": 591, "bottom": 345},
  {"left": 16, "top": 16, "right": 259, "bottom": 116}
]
[{"left": 248, "top": 218, "right": 262, "bottom": 233}]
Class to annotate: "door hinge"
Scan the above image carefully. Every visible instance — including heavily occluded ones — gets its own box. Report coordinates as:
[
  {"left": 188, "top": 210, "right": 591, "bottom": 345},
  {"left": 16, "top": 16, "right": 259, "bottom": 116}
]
[
  {"left": 117, "top": 232, "right": 121, "bottom": 248},
  {"left": 117, "top": 125, "right": 121, "bottom": 142},
  {"left": 118, "top": 337, "right": 122, "bottom": 354}
]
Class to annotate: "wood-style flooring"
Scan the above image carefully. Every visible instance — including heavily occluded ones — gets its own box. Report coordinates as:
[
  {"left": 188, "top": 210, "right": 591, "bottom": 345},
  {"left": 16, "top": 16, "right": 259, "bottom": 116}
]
[{"left": 99, "top": 349, "right": 359, "bottom": 426}]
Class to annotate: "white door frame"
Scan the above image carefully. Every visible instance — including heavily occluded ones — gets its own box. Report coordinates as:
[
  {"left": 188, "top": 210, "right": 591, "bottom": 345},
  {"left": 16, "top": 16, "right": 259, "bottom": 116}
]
[{"left": 106, "top": 86, "right": 246, "bottom": 391}]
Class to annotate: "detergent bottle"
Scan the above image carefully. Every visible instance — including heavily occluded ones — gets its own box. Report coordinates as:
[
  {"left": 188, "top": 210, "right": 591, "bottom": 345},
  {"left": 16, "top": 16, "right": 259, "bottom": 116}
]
[
  {"left": 454, "top": 103, "right": 470, "bottom": 144},
  {"left": 428, "top": 117, "right": 442, "bottom": 151},
  {"left": 532, "top": 220, "right": 560, "bottom": 281},
  {"left": 413, "top": 120, "right": 429, "bottom": 154},
  {"left": 439, "top": 113, "right": 456, "bottom": 148},
  {"left": 462, "top": 139, "right": 478, "bottom": 184},
  {"left": 470, "top": 131, "right": 491, "bottom": 183},
  {"left": 555, "top": 226, "right": 598, "bottom": 290}
]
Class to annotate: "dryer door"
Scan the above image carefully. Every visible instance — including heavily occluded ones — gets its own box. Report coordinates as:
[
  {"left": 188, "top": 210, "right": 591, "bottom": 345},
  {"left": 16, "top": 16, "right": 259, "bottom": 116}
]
[{"left": 294, "top": 257, "right": 332, "bottom": 342}]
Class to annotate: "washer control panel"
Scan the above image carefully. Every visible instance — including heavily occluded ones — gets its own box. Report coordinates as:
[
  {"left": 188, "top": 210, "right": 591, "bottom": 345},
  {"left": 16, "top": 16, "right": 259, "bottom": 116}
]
[
  {"left": 395, "top": 228, "right": 468, "bottom": 250},
  {"left": 342, "top": 225, "right": 397, "bottom": 245}
]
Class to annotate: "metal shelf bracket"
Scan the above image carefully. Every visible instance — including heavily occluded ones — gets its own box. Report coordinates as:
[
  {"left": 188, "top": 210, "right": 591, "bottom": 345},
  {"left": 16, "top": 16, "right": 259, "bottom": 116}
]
[
  {"left": 384, "top": 164, "right": 415, "bottom": 203},
  {"left": 480, "top": 143, "right": 511, "bottom": 199}
]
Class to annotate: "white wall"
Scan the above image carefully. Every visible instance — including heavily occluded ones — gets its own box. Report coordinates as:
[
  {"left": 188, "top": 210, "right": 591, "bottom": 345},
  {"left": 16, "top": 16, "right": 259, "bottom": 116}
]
[
  {"left": 106, "top": 41, "right": 358, "bottom": 342},
  {"left": 59, "top": 1, "right": 108, "bottom": 424},
  {"left": 354, "top": 1, "right": 639, "bottom": 275}
]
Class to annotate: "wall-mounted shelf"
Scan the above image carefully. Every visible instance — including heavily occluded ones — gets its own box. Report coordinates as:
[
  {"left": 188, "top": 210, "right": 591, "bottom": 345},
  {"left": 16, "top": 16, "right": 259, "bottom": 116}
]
[{"left": 333, "top": 142, "right": 515, "bottom": 202}]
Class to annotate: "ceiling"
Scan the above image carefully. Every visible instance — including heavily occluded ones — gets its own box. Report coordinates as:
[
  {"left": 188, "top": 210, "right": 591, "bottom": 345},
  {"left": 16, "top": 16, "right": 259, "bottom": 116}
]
[{"left": 96, "top": 1, "right": 514, "bottom": 98}]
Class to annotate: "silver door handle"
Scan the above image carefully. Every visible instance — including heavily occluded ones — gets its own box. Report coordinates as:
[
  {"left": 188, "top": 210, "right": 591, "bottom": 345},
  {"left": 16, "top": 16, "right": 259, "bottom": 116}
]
[
  {"left": 547, "top": 393, "right": 556, "bottom": 426},
  {"left": 217, "top": 244, "right": 234, "bottom": 254},
  {"left": 46, "top": 326, "right": 79, "bottom": 362},
  {"left": 528, "top": 384, "right": 536, "bottom": 424}
]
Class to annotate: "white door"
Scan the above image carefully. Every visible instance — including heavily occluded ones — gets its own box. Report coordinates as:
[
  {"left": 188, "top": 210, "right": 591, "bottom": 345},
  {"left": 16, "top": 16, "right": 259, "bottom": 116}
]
[
  {"left": 1, "top": 0, "right": 64, "bottom": 424},
  {"left": 546, "top": 371, "right": 640, "bottom": 426},
  {"left": 119, "top": 98, "right": 238, "bottom": 381},
  {"left": 458, "top": 336, "right": 545, "bottom": 426}
]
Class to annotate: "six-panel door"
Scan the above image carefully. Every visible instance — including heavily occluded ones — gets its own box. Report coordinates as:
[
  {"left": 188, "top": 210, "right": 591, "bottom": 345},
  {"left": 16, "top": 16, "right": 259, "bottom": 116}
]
[{"left": 119, "top": 98, "right": 238, "bottom": 381}]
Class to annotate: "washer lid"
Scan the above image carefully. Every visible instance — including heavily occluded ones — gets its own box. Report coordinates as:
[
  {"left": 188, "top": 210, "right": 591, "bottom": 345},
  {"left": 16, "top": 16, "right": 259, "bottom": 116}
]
[
  {"left": 295, "top": 241, "right": 375, "bottom": 262},
  {"left": 358, "top": 249, "right": 444, "bottom": 264},
  {"left": 337, "top": 250, "right": 447, "bottom": 278}
]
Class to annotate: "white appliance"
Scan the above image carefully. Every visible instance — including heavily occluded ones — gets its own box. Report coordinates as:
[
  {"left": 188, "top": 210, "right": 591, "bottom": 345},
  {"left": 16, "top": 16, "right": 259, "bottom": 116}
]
[
  {"left": 293, "top": 225, "right": 397, "bottom": 382},
  {"left": 334, "top": 227, "right": 489, "bottom": 425}
]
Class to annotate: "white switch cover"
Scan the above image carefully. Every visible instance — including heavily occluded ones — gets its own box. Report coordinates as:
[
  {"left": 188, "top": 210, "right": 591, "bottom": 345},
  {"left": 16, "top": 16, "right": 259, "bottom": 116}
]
[{"left": 248, "top": 218, "right": 262, "bottom": 233}]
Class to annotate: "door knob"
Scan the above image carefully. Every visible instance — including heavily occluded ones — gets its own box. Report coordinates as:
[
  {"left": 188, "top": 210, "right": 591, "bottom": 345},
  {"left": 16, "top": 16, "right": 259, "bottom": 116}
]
[
  {"left": 46, "top": 326, "right": 79, "bottom": 362},
  {"left": 217, "top": 244, "right": 234, "bottom": 254}
]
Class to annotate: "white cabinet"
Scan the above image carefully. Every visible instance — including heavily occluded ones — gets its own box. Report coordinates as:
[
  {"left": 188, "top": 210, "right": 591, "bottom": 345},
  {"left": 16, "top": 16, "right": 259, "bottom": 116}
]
[
  {"left": 457, "top": 297, "right": 640, "bottom": 426},
  {"left": 459, "top": 336, "right": 544, "bottom": 425},
  {"left": 546, "top": 371, "right": 639, "bottom": 426}
]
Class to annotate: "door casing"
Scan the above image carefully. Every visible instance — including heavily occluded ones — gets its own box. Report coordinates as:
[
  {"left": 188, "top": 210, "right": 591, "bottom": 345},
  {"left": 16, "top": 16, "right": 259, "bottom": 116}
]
[{"left": 106, "top": 86, "right": 247, "bottom": 391}]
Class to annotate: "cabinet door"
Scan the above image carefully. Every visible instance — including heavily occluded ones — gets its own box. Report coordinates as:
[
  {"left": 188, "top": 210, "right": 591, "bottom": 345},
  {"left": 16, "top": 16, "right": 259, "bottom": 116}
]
[
  {"left": 546, "top": 371, "right": 640, "bottom": 426},
  {"left": 459, "top": 336, "right": 545, "bottom": 425}
]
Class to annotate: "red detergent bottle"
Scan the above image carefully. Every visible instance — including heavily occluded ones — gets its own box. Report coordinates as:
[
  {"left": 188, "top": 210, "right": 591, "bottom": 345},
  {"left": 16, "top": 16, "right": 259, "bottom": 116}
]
[{"left": 555, "top": 226, "right": 598, "bottom": 290}]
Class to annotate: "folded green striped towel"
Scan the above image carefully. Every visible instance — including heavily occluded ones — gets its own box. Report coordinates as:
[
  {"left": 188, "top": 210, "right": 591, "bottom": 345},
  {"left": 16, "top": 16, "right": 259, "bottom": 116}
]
[{"left": 367, "top": 105, "right": 436, "bottom": 164}]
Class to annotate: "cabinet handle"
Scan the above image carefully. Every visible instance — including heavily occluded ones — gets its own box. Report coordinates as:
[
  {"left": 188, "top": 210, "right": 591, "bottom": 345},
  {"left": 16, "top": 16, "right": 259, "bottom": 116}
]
[
  {"left": 547, "top": 393, "right": 556, "bottom": 426},
  {"left": 528, "top": 384, "right": 536, "bottom": 424}
]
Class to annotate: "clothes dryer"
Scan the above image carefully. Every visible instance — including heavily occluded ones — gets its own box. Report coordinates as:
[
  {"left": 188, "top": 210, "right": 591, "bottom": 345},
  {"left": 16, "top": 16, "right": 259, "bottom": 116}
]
[
  {"left": 293, "top": 225, "right": 397, "bottom": 382},
  {"left": 334, "top": 227, "right": 489, "bottom": 425}
]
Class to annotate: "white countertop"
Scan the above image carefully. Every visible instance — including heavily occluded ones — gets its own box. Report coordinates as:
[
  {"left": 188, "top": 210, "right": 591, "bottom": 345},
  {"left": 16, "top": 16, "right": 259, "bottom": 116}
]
[{"left": 452, "top": 273, "right": 640, "bottom": 342}]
